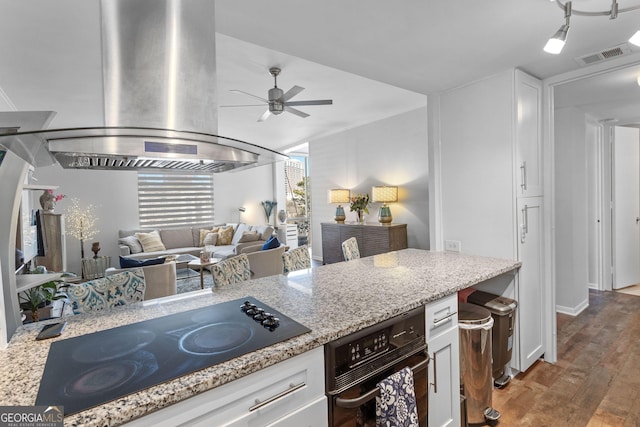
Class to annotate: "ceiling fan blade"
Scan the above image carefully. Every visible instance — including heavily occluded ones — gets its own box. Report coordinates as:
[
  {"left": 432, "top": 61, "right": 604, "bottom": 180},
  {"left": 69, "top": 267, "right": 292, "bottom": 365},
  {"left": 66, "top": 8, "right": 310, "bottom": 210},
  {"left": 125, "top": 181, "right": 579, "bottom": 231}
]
[
  {"left": 230, "top": 89, "right": 268, "bottom": 103},
  {"left": 281, "top": 85, "right": 305, "bottom": 102},
  {"left": 258, "top": 109, "right": 272, "bottom": 122},
  {"left": 284, "top": 99, "right": 333, "bottom": 107},
  {"left": 284, "top": 106, "right": 310, "bottom": 119}
]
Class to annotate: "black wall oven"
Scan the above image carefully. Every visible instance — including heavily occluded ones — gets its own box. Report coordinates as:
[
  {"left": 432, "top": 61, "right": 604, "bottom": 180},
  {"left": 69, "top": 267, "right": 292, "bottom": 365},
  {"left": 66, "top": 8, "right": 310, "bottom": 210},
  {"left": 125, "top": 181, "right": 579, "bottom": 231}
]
[{"left": 325, "top": 306, "right": 428, "bottom": 427}]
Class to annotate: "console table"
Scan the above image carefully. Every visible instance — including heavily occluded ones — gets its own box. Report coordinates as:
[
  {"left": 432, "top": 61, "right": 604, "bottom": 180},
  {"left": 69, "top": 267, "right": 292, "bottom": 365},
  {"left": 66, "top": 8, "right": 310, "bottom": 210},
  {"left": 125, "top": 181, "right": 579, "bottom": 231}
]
[{"left": 320, "top": 222, "right": 408, "bottom": 264}]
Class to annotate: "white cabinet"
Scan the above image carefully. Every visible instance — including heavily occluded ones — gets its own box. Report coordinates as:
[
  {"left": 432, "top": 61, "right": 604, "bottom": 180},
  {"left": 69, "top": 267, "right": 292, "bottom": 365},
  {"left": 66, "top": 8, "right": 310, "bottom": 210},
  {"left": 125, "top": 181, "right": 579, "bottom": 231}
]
[
  {"left": 515, "top": 71, "right": 543, "bottom": 198},
  {"left": 125, "top": 347, "right": 327, "bottom": 427},
  {"left": 425, "top": 294, "right": 460, "bottom": 427},
  {"left": 435, "top": 68, "right": 545, "bottom": 374}
]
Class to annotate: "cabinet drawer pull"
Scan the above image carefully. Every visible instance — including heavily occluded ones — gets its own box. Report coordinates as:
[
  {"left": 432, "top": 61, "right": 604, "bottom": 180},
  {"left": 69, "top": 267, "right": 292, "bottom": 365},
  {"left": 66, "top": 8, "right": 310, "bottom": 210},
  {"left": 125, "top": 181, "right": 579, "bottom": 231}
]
[
  {"left": 249, "top": 382, "right": 306, "bottom": 412},
  {"left": 432, "top": 312, "right": 456, "bottom": 327}
]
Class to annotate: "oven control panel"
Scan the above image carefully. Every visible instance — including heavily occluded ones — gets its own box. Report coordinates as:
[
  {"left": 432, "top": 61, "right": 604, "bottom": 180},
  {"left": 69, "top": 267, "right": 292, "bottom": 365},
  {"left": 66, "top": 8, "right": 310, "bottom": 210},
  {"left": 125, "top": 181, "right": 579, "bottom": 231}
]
[
  {"left": 325, "top": 306, "right": 426, "bottom": 379},
  {"left": 348, "top": 331, "right": 388, "bottom": 364}
]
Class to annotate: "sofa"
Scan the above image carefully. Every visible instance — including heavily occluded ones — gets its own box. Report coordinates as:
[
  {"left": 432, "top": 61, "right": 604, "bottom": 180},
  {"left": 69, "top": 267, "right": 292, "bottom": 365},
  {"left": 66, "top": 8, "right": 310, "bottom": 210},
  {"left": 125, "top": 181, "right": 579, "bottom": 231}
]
[{"left": 117, "top": 223, "right": 275, "bottom": 263}]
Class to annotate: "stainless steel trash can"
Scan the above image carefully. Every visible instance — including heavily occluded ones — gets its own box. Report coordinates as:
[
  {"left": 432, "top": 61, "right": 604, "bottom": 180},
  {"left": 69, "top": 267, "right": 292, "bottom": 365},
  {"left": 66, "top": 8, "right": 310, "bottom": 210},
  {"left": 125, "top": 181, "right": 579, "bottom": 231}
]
[
  {"left": 459, "top": 303, "right": 500, "bottom": 425},
  {"left": 467, "top": 290, "right": 518, "bottom": 388}
]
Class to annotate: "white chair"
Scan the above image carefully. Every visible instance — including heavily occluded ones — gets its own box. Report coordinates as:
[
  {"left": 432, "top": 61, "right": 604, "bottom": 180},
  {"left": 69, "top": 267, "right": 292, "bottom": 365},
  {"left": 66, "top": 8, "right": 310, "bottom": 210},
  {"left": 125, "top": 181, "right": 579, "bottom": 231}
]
[{"left": 341, "top": 237, "right": 361, "bottom": 261}]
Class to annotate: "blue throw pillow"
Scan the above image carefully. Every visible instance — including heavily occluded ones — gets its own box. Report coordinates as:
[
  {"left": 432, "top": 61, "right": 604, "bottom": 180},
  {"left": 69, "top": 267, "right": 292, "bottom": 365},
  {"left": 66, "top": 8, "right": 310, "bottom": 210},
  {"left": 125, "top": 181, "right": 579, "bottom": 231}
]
[
  {"left": 119, "top": 256, "right": 166, "bottom": 269},
  {"left": 262, "top": 236, "right": 280, "bottom": 250}
]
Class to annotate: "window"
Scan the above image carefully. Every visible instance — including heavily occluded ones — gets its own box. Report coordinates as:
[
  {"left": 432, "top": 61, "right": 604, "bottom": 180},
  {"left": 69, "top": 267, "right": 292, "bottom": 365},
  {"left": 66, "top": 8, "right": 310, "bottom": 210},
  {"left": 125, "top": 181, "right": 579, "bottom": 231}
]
[{"left": 138, "top": 172, "right": 214, "bottom": 229}]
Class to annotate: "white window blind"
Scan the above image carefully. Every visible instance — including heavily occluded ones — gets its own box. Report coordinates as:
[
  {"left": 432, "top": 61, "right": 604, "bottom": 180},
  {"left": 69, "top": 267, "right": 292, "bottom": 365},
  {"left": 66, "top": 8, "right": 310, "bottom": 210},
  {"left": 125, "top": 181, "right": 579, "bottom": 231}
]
[{"left": 138, "top": 172, "right": 214, "bottom": 229}]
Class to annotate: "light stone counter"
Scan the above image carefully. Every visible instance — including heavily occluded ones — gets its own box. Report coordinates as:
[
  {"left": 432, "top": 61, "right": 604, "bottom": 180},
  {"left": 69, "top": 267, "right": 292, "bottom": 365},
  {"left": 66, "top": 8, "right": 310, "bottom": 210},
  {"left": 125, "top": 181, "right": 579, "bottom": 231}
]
[{"left": 0, "top": 249, "right": 520, "bottom": 426}]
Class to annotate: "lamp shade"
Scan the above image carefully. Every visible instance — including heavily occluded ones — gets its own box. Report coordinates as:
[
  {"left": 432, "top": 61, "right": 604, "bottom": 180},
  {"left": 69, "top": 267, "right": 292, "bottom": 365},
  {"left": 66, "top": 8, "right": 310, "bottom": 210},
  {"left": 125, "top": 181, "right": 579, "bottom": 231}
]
[
  {"left": 328, "top": 189, "right": 350, "bottom": 204},
  {"left": 372, "top": 186, "right": 398, "bottom": 203}
]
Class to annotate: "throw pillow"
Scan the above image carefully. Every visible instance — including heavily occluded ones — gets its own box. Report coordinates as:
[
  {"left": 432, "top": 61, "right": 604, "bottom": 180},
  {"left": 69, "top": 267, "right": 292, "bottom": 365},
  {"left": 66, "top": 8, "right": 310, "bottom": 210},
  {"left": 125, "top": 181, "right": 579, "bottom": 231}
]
[
  {"left": 135, "top": 230, "right": 166, "bottom": 252},
  {"left": 199, "top": 227, "right": 220, "bottom": 246},
  {"left": 203, "top": 232, "right": 218, "bottom": 246},
  {"left": 253, "top": 225, "right": 275, "bottom": 241},
  {"left": 217, "top": 226, "right": 234, "bottom": 246},
  {"left": 118, "top": 235, "right": 143, "bottom": 254},
  {"left": 119, "top": 256, "right": 166, "bottom": 269},
  {"left": 237, "top": 231, "right": 260, "bottom": 243},
  {"left": 262, "top": 236, "right": 280, "bottom": 250}
]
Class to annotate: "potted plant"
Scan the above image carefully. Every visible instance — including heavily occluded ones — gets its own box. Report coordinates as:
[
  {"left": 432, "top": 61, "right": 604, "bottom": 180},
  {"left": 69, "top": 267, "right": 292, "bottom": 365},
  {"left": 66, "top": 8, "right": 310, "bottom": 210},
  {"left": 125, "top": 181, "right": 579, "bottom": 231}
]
[{"left": 19, "top": 281, "right": 64, "bottom": 322}]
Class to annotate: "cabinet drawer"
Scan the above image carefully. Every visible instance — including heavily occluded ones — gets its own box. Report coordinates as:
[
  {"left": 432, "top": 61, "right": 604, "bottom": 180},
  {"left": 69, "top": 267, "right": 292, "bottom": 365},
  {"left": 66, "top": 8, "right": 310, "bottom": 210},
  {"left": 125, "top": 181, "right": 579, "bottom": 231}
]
[
  {"left": 425, "top": 294, "right": 458, "bottom": 340},
  {"left": 125, "top": 347, "right": 325, "bottom": 427}
]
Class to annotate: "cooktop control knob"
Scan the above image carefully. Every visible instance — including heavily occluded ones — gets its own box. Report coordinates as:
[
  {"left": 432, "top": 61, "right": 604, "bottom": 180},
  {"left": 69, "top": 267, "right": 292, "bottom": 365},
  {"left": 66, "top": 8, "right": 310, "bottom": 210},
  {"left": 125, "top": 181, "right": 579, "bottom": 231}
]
[
  {"left": 253, "top": 308, "right": 266, "bottom": 321},
  {"left": 240, "top": 301, "right": 255, "bottom": 312},
  {"left": 262, "top": 314, "right": 280, "bottom": 329}
]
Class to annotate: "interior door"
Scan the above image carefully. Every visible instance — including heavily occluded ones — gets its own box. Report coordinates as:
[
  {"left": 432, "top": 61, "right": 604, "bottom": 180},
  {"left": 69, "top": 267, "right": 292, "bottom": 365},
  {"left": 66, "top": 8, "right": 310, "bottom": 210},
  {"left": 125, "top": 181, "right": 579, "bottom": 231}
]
[{"left": 613, "top": 127, "right": 640, "bottom": 289}]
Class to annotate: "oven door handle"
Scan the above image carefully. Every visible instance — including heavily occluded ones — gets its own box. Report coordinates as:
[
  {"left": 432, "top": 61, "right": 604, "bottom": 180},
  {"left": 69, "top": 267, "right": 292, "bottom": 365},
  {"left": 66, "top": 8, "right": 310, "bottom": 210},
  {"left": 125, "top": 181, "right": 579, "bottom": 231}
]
[{"left": 334, "top": 353, "right": 430, "bottom": 409}]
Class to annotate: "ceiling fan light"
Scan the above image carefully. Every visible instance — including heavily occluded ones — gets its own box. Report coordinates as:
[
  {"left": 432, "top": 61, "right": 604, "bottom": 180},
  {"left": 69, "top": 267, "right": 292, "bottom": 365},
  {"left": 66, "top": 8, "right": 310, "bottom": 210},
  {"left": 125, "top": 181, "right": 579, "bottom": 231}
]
[
  {"left": 629, "top": 30, "right": 640, "bottom": 47},
  {"left": 544, "top": 24, "right": 569, "bottom": 54}
]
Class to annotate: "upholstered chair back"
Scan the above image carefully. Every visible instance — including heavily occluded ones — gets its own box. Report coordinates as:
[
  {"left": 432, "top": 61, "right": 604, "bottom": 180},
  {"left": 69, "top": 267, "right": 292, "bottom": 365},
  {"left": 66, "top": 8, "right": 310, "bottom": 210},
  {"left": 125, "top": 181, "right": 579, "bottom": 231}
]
[
  {"left": 210, "top": 254, "right": 251, "bottom": 287},
  {"left": 282, "top": 246, "right": 311, "bottom": 274},
  {"left": 66, "top": 268, "right": 146, "bottom": 313},
  {"left": 341, "top": 237, "right": 361, "bottom": 261}
]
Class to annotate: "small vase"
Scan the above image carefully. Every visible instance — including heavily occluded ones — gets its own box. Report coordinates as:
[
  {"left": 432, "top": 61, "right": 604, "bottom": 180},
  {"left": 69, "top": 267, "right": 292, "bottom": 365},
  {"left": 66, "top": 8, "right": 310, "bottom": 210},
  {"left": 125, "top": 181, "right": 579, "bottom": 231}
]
[
  {"left": 356, "top": 210, "right": 365, "bottom": 223},
  {"left": 39, "top": 190, "right": 55, "bottom": 213}
]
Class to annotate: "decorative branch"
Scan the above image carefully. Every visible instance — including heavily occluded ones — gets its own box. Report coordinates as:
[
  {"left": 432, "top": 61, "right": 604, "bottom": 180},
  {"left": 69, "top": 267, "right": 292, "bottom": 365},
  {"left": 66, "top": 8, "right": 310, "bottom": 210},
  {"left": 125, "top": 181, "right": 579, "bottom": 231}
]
[{"left": 65, "top": 198, "right": 99, "bottom": 260}]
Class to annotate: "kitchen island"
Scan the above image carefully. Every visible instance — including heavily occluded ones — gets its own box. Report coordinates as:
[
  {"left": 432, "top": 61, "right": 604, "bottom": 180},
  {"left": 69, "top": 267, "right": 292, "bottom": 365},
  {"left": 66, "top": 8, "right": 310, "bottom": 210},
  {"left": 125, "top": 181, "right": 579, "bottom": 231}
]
[{"left": 0, "top": 249, "right": 520, "bottom": 426}]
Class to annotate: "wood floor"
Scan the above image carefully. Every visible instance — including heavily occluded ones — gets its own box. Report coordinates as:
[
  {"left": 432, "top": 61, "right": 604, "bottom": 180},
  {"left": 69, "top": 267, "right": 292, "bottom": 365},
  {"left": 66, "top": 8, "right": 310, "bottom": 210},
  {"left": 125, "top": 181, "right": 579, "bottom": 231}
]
[{"left": 492, "top": 290, "right": 640, "bottom": 427}]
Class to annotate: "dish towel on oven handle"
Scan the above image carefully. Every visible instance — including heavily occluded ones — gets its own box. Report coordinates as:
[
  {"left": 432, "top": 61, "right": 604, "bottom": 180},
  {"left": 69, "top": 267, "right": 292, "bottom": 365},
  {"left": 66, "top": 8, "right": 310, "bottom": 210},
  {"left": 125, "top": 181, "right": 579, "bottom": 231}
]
[{"left": 375, "top": 366, "right": 420, "bottom": 427}]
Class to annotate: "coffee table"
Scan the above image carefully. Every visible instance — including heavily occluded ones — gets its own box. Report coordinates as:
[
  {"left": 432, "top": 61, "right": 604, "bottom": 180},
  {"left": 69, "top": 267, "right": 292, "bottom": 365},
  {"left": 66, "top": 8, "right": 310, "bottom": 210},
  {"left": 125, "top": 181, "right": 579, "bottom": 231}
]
[{"left": 188, "top": 257, "right": 221, "bottom": 289}]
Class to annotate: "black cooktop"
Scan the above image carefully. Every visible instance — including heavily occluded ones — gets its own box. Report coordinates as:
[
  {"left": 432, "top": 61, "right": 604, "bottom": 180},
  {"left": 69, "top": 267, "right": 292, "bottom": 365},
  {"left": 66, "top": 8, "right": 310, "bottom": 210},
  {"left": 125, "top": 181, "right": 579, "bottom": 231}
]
[{"left": 36, "top": 297, "right": 310, "bottom": 415}]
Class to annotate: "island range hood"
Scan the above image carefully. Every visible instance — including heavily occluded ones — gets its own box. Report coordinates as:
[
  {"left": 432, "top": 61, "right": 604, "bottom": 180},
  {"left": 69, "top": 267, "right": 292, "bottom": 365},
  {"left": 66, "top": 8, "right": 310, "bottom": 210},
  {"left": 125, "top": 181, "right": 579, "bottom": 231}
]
[{"left": 0, "top": 0, "right": 287, "bottom": 172}]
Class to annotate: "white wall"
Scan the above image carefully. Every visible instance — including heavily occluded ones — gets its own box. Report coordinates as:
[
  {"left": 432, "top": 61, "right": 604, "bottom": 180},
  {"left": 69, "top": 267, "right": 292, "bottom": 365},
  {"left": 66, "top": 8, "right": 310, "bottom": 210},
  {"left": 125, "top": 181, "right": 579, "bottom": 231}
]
[
  {"left": 309, "top": 107, "right": 430, "bottom": 261},
  {"left": 554, "top": 107, "right": 589, "bottom": 314},
  {"left": 213, "top": 163, "right": 277, "bottom": 227},
  {"left": 31, "top": 164, "right": 138, "bottom": 275},
  {"left": 436, "top": 70, "right": 516, "bottom": 260}
]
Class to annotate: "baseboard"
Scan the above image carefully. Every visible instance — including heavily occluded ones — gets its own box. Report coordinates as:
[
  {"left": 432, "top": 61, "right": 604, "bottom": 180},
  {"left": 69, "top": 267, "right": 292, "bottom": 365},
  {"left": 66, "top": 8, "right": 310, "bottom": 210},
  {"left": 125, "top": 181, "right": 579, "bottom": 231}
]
[
  {"left": 556, "top": 298, "right": 589, "bottom": 316},
  {"left": 587, "top": 282, "right": 598, "bottom": 290}
]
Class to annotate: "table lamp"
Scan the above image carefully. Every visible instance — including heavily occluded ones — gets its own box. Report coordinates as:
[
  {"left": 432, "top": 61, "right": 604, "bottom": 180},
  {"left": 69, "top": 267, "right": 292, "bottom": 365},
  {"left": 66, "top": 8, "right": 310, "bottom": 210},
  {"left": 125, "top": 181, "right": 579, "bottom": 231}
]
[
  {"left": 372, "top": 186, "right": 398, "bottom": 224},
  {"left": 328, "top": 189, "right": 350, "bottom": 223}
]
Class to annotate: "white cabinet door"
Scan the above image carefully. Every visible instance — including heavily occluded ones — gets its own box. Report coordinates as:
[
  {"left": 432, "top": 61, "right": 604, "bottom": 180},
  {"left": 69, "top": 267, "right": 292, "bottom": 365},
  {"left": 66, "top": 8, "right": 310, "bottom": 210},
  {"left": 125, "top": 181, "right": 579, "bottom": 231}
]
[
  {"left": 264, "top": 396, "right": 327, "bottom": 427},
  {"left": 426, "top": 295, "right": 460, "bottom": 427},
  {"left": 516, "top": 197, "right": 545, "bottom": 372},
  {"left": 428, "top": 327, "right": 460, "bottom": 427},
  {"left": 515, "top": 70, "right": 543, "bottom": 198}
]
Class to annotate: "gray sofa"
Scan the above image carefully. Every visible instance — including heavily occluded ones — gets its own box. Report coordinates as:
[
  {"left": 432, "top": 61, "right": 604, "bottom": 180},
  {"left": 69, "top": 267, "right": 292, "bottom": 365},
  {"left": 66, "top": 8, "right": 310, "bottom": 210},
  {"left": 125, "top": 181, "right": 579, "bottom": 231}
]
[{"left": 118, "top": 223, "right": 275, "bottom": 263}]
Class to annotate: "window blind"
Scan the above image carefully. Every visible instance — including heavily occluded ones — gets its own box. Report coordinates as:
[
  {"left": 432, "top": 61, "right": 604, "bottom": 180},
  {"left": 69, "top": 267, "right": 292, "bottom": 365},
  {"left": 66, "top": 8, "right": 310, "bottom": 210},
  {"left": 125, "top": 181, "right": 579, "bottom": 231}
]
[{"left": 138, "top": 172, "right": 214, "bottom": 229}]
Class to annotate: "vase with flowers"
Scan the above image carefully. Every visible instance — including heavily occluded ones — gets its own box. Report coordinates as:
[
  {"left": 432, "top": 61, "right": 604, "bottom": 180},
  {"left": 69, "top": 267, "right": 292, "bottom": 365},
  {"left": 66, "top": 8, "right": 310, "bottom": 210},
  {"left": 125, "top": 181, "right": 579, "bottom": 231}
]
[
  {"left": 350, "top": 193, "right": 370, "bottom": 223},
  {"left": 39, "top": 189, "right": 66, "bottom": 213}
]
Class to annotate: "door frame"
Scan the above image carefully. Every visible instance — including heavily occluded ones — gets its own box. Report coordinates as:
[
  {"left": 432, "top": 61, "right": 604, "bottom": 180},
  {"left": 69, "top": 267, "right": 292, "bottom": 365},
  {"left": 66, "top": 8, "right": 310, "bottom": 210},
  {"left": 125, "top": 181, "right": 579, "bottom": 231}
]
[{"left": 543, "top": 56, "right": 640, "bottom": 364}]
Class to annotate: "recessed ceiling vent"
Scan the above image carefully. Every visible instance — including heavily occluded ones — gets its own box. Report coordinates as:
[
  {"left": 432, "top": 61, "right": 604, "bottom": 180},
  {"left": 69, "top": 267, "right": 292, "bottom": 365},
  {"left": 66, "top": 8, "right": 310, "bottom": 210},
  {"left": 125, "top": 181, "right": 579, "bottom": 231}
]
[{"left": 575, "top": 43, "right": 632, "bottom": 66}]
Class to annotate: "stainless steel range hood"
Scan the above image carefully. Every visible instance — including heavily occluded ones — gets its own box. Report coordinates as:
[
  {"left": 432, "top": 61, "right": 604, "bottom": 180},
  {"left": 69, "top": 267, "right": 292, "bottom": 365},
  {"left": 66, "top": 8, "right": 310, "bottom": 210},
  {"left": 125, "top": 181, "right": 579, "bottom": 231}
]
[{"left": 0, "top": 0, "right": 287, "bottom": 172}]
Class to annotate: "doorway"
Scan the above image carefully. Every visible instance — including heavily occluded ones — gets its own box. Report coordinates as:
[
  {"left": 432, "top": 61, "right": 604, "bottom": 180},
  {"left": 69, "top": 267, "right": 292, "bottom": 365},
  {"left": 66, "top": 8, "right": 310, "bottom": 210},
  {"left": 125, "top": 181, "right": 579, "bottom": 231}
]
[{"left": 612, "top": 126, "right": 640, "bottom": 290}]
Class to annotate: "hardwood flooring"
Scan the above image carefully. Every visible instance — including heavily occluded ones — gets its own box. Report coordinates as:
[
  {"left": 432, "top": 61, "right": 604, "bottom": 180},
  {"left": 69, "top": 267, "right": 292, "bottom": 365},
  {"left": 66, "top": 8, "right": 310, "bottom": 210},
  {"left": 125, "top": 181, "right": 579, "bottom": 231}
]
[{"left": 492, "top": 290, "right": 640, "bottom": 427}]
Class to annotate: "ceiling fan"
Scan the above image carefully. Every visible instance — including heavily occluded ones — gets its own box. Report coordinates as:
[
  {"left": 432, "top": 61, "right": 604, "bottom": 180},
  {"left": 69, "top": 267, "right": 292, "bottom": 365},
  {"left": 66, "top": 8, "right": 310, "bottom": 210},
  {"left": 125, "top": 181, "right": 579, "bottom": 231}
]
[{"left": 224, "top": 67, "right": 333, "bottom": 122}]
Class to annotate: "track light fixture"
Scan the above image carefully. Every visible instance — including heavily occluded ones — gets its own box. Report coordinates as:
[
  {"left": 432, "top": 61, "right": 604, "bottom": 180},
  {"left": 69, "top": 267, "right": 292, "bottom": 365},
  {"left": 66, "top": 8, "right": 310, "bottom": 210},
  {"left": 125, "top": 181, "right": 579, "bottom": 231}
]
[{"left": 545, "top": 0, "right": 640, "bottom": 54}]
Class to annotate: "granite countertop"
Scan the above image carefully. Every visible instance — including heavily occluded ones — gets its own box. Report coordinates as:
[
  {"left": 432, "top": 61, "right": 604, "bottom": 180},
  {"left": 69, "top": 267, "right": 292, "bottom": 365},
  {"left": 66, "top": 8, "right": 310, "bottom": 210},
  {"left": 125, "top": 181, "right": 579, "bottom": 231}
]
[{"left": 0, "top": 249, "right": 520, "bottom": 426}]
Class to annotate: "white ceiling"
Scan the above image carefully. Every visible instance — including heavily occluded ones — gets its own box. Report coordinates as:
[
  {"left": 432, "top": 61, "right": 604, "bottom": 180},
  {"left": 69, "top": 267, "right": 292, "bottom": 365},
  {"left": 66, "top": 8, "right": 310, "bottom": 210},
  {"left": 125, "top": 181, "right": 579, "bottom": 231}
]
[{"left": 2, "top": 0, "right": 640, "bottom": 152}]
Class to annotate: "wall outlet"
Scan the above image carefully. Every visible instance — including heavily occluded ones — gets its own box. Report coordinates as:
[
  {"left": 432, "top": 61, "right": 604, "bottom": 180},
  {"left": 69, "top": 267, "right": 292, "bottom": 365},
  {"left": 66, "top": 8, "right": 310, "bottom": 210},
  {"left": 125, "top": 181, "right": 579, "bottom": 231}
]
[{"left": 444, "top": 240, "right": 461, "bottom": 252}]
